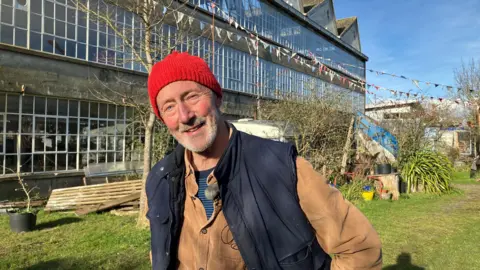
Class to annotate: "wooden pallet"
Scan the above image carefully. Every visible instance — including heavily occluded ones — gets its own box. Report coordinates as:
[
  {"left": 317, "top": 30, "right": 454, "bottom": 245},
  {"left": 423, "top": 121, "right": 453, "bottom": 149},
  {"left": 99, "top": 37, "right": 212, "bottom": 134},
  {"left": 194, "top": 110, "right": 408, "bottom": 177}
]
[{"left": 44, "top": 180, "right": 143, "bottom": 212}]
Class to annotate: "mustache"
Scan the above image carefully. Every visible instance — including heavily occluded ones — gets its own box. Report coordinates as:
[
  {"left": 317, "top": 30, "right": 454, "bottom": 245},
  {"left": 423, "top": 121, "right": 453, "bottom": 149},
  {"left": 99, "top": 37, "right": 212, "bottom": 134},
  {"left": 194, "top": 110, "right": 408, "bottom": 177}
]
[{"left": 178, "top": 117, "right": 206, "bottom": 132}]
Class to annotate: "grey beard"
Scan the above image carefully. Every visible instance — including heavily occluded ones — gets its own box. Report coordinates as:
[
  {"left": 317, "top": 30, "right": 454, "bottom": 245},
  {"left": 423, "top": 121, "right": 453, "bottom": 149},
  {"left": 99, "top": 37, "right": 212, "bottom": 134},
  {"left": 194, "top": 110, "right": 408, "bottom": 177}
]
[{"left": 205, "top": 182, "right": 220, "bottom": 200}]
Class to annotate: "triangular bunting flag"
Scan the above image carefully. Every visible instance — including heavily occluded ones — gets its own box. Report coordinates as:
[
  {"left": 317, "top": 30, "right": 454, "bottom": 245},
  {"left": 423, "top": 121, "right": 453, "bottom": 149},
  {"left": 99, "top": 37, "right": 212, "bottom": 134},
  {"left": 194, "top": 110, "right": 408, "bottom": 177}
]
[
  {"left": 215, "top": 27, "right": 222, "bottom": 38},
  {"left": 200, "top": 21, "right": 205, "bottom": 30},
  {"left": 446, "top": 86, "right": 453, "bottom": 91},
  {"left": 234, "top": 22, "right": 239, "bottom": 29},
  {"left": 412, "top": 80, "right": 421, "bottom": 89},
  {"left": 426, "top": 82, "right": 431, "bottom": 86},
  {"left": 188, "top": 16, "right": 194, "bottom": 26},
  {"left": 374, "top": 85, "right": 380, "bottom": 90},
  {"left": 175, "top": 12, "right": 185, "bottom": 25},
  {"left": 329, "top": 71, "right": 335, "bottom": 81},
  {"left": 228, "top": 17, "right": 234, "bottom": 25},
  {"left": 434, "top": 84, "right": 439, "bottom": 87},
  {"left": 400, "top": 76, "right": 407, "bottom": 79},
  {"left": 439, "top": 98, "right": 443, "bottom": 102},
  {"left": 236, "top": 34, "right": 241, "bottom": 41},
  {"left": 226, "top": 31, "right": 233, "bottom": 41}
]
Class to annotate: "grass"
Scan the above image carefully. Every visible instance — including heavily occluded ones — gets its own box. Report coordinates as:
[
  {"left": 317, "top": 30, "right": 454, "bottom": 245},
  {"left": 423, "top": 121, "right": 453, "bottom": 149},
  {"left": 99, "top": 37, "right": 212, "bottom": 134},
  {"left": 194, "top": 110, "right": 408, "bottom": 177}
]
[
  {"left": 0, "top": 212, "right": 151, "bottom": 270},
  {"left": 358, "top": 171, "right": 480, "bottom": 269},
  {"left": 1, "top": 171, "right": 479, "bottom": 269}
]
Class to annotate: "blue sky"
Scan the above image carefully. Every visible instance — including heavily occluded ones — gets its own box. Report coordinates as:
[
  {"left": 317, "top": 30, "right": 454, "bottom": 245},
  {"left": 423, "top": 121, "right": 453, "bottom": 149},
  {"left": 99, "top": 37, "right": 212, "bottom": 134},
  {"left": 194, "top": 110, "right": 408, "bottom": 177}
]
[{"left": 334, "top": 0, "right": 480, "bottom": 104}]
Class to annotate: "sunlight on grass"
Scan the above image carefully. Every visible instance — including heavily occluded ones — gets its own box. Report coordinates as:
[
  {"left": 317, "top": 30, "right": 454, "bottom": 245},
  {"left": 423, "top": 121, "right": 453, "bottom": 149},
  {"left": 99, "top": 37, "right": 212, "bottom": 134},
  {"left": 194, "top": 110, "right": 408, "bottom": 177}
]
[{"left": 0, "top": 211, "right": 151, "bottom": 270}]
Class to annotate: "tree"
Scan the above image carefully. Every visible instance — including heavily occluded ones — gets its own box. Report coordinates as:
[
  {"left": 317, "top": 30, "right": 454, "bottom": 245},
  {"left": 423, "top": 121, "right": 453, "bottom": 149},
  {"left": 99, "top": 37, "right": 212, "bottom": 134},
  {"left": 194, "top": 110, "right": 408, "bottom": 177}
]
[
  {"left": 259, "top": 88, "right": 354, "bottom": 179},
  {"left": 455, "top": 59, "right": 480, "bottom": 155},
  {"left": 76, "top": 0, "right": 218, "bottom": 227}
]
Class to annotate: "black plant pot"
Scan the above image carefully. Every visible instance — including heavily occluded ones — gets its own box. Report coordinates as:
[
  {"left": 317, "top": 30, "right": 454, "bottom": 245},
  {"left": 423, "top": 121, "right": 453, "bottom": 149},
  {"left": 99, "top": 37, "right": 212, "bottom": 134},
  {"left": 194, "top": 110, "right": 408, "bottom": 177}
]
[
  {"left": 374, "top": 164, "right": 392, "bottom": 175},
  {"left": 9, "top": 212, "right": 37, "bottom": 233}
]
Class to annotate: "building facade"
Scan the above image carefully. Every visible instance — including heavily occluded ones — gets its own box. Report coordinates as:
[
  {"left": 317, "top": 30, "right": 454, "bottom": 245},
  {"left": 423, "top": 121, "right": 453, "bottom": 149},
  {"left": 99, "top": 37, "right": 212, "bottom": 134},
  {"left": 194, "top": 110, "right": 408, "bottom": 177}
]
[{"left": 0, "top": 0, "right": 367, "bottom": 192}]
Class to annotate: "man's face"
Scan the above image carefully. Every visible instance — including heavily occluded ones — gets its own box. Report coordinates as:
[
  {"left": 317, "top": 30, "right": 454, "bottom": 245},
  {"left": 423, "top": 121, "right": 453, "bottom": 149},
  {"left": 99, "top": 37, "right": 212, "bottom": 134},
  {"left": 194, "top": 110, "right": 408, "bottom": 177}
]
[{"left": 156, "top": 81, "right": 221, "bottom": 153}]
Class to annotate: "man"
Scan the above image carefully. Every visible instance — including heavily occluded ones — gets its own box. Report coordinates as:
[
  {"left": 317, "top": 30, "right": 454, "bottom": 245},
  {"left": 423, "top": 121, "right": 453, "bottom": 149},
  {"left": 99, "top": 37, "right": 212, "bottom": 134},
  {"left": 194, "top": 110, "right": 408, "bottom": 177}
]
[{"left": 146, "top": 51, "right": 382, "bottom": 270}]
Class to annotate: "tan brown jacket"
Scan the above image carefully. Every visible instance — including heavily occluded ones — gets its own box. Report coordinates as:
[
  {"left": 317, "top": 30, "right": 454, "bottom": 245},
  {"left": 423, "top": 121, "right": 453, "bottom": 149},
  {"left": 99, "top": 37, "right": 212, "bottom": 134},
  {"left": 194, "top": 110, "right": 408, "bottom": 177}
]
[{"left": 149, "top": 150, "right": 382, "bottom": 270}]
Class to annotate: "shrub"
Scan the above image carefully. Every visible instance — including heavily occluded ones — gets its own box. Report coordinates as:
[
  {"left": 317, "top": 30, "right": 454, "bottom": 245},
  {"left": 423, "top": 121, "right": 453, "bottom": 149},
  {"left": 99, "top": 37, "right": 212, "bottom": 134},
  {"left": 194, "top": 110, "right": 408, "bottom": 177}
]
[
  {"left": 401, "top": 151, "right": 453, "bottom": 194},
  {"left": 338, "top": 178, "right": 375, "bottom": 204}
]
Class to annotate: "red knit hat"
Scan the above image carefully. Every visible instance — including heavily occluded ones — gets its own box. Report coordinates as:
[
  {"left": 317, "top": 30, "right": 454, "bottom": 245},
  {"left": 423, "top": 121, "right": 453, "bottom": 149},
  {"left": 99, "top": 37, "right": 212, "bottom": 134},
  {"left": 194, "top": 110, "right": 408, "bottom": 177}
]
[{"left": 148, "top": 51, "right": 222, "bottom": 119}]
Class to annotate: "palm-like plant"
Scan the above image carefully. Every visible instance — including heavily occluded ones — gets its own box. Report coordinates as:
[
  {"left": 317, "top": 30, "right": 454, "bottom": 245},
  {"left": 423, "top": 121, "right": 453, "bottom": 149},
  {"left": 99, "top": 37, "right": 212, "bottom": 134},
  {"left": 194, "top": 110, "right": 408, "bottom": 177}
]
[{"left": 401, "top": 151, "right": 453, "bottom": 194}]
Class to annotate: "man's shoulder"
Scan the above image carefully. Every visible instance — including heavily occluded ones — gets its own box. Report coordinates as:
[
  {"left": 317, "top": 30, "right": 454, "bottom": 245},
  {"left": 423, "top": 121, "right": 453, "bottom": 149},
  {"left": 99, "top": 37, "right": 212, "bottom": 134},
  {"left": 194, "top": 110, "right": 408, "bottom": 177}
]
[
  {"left": 147, "top": 145, "right": 185, "bottom": 186},
  {"left": 238, "top": 130, "right": 294, "bottom": 150}
]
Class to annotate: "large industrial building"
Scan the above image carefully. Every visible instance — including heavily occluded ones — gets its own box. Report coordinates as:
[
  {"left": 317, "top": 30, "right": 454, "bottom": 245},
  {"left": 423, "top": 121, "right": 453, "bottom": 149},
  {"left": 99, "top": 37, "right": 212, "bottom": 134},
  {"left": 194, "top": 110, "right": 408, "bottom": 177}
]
[{"left": 0, "top": 0, "right": 367, "bottom": 196}]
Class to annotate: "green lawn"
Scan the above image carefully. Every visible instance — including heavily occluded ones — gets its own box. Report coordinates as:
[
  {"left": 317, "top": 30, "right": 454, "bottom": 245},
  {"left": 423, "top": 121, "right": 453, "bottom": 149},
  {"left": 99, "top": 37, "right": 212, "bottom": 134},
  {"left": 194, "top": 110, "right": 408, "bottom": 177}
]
[
  {"left": 1, "top": 172, "right": 479, "bottom": 269},
  {"left": 0, "top": 212, "right": 151, "bottom": 270}
]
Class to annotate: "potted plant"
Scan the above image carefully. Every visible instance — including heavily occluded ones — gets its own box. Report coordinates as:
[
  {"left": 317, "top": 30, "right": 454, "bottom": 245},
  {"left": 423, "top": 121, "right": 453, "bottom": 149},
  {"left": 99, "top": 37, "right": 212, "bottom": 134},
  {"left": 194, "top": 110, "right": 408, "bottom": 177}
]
[
  {"left": 6, "top": 169, "right": 39, "bottom": 233},
  {"left": 380, "top": 189, "right": 392, "bottom": 200}
]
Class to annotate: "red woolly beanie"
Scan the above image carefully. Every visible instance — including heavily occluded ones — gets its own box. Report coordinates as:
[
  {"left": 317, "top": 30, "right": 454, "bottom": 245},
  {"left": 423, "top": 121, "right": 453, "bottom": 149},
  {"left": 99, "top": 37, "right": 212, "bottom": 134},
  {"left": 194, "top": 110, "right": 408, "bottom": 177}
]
[{"left": 147, "top": 51, "right": 222, "bottom": 119}]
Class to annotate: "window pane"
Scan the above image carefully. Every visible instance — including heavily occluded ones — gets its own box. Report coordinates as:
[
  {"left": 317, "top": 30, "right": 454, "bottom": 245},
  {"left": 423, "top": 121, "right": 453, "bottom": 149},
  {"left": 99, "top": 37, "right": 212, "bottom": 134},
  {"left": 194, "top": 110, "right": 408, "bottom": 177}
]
[
  {"left": 5, "top": 133, "right": 17, "bottom": 153},
  {"left": 67, "top": 135, "right": 77, "bottom": 151},
  {"left": 30, "top": 13, "right": 42, "bottom": 32},
  {"left": 67, "top": 8, "right": 75, "bottom": 23},
  {"left": 90, "top": 119, "right": 98, "bottom": 130},
  {"left": 57, "top": 135, "right": 66, "bottom": 151},
  {"left": 98, "top": 120, "right": 106, "bottom": 134},
  {"left": 116, "top": 137, "right": 124, "bottom": 151},
  {"left": 0, "top": 137, "right": 3, "bottom": 153},
  {"left": 43, "top": 34, "right": 54, "bottom": 53},
  {"left": 30, "top": 32, "right": 42, "bottom": 51},
  {"left": 116, "top": 106, "right": 125, "bottom": 119},
  {"left": 67, "top": 23, "right": 75, "bottom": 40},
  {"left": 0, "top": 25, "right": 13, "bottom": 44},
  {"left": 44, "top": 17, "right": 54, "bottom": 34},
  {"left": 107, "top": 121, "right": 115, "bottom": 135},
  {"left": 108, "top": 104, "right": 116, "bottom": 119},
  {"left": 106, "top": 136, "right": 115, "bottom": 150},
  {"left": 35, "top": 97, "right": 45, "bottom": 114},
  {"left": 58, "top": 118, "right": 67, "bottom": 134},
  {"left": 21, "top": 115, "right": 33, "bottom": 133},
  {"left": 97, "top": 152, "right": 106, "bottom": 163},
  {"left": 78, "top": 11, "right": 86, "bottom": 26},
  {"left": 88, "top": 46, "right": 97, "bottom": 61},
  {"left": 1, "top": 6, "right": 13, "bottom": 24},
  {"left": 20, "top": 154, "right": 32, "bottom": 173},
  {"left": 20, "top": 135, "right": 32, "bottom": 153},
  {"left": 7, "top": 95, "right": 19, "bottom": 113},
  {"left": 55, "top": 4, "right": 66, "bottom": 21},
  {"left": 66, "top": 40, "right": 75, "bottom": 57},
  {"left": 55, "top": 20, "right": 66, "bottom": 37},
  {"left": 90, "top": 103, "right": 98, "bottom": 117},
  {"left": 79, "top": 135, "right": 88, "bottom": 151},
  {"left": 107, "top": 152, "right": 114, "bottom": 162},
  {"left": 77, "top": 26, "right": 86, "bottom": 42},
  {"left": 45, "top": 135, "right": 55, "bottom": 151},
  {"left": 35, "top": 117, "right": 45, "bottom": 134},
  {"left": 6, "top": 114, "right": 18, "bottom": 132},
  {"left": 31, "top": 0, "right": 42, "bottom": 14},
  {"left": 33, "top": 154, "right": 44, "bottom": 171},
  {"left": 46, "top": 118, "right": 56, "bottom": 134},
  {"left": 77, "top": 43, "right": 86, "bottom": 60},
  {"left": 58, "top": 99, "right": 68, "bottom": 116},
  {"left": 90, "top": 136, "right": 97, "bottom": 150},
  {"left": 14, "top": 28, "right": 27, "bottom": 47},
  {"left": 99, "top": 32, "right": 106, "bottom": 47},
  {"left": 47, "top": 98, "right": 57, "bottom": 115},
  {"left": 98, "top": 136, "right": 106, "bottom": 150},
  {"left": 44, "top": 0, "right": 54, "bottom": 17},
  {"left": 69, "top": 100, "right": 78, "bottom": 116},
  {"left": 67, "top": 153, "right": 76, "bottom": 170},
  {"left": 14, "top": 9, "right": 27, "bottom": 28},
  {"left": 54, "top": 37, "right": 66, "bottom": 55},
  {"left": 99, "top": 103, "right": 108, "bottom": 118},
  {"left": 0, "top": 116, "right": 4, "bottom": 133},
  {"left": 89, "top": 30, "right": 97, "bottom": 46},
  {"left": 57, "top": 153, "right": 67, "bottom": 170},
  {"left": 79, "top": 118, "right": 88, "bottom": 133},
  {"left": 115, "top": 152, "right": 123, "bottom": 162},
  {"left": 5, "top": 155, "right": 17, "bottom": 173},
  {"left": 45, "top": 154, "right": 55, "bottom": 171}
]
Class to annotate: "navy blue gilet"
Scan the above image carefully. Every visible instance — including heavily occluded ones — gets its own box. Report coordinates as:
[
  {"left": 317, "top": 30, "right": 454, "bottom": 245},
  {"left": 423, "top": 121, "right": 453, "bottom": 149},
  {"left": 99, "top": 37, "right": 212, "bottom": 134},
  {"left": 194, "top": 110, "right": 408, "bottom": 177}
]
[{"left": 145, "top": 125, "right": 332, "bottom": 270}]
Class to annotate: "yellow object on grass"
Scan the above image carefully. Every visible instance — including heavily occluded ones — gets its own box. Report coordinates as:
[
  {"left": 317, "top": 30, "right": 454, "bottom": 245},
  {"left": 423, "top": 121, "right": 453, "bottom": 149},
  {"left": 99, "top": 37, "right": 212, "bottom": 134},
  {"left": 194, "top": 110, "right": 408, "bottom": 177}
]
[{"left": 362, "top": 191, "right": 375, "bottom": 201}]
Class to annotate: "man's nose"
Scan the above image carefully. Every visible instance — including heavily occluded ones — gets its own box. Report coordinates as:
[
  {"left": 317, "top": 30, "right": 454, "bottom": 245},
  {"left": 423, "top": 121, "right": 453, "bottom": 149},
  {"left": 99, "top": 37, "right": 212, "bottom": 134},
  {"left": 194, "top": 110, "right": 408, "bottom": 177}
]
[{"left": 178, "top": 102, "right": 194, "bottom": 124}]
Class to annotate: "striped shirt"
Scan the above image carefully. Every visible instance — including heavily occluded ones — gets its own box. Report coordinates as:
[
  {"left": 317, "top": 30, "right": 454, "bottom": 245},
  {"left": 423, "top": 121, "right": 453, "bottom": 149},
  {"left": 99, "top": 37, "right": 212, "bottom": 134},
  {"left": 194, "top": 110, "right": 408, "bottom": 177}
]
[{"left": 195, "top": 168, "right": 215, "bottom": 219}]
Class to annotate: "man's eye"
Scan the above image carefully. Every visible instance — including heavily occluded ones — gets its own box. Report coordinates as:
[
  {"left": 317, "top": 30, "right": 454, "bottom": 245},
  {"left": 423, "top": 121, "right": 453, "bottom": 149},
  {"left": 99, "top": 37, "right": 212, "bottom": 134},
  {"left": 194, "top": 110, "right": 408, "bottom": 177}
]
[
  {"left": 187, "top": 94, "right": 200, "bottom": 100},
  {"left": 164, "top": 105, "right": 174, "bottom": 113}
]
